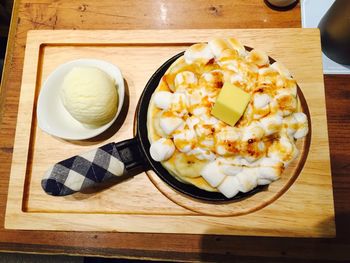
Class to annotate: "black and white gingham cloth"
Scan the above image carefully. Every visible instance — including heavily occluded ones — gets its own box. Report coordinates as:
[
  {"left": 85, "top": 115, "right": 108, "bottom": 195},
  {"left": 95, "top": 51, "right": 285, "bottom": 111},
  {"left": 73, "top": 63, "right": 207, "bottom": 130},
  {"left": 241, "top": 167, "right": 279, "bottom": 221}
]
[{"left": 42, "top": 143, "right": 125, "bottom": 196}]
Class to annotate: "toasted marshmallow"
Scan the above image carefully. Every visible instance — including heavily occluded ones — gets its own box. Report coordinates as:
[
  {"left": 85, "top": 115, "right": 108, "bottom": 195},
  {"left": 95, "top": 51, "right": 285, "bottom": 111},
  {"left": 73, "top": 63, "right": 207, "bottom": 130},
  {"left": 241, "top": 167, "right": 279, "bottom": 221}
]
[
  {"left": 242, "top": 141, "right": 266, "bottom": 163},
  {"left": 247, "top": 49, "right": 269, "bottom": 67},
  {"left": 170, "top": 92, "right": 189, "bottom": 114},
  {"left": 258, "top": 66, "right": 277, "bottom": 76},
  {"left": 254, "top": 93, "right": 271, "bottom": 109},
  {"left": 201, "top": 70, "right": 225, "bottom": 88},
  {"left": 294, "top": 127, "right": 307, "bottom": 140},
  {"left": 268, "top": 135, "right": 299, "bottom": 165},
  {"left": 187, "top": 89, "right": 203, "bottom": 107},
  {"left": 236, "top": 169, "right": 258, "bottom": 193},
  {"left": 275, "top": 92, "right": 297, "bottom": 116},
  {"left": 253, "top": 93, "right": 271, "bottom": 119},
  {"left": 201, "top": 161, "right": 226, "bottom": 187},
  {"left": 215, "top": 127, "right": 241, "bottom": 155},
  {"left": 269, "top": 136, "right": 292, "bottom": 157},
  {"left": 276, "top": 83, "right": 297, "bottom": 96},
  {"left": 259, "top": 156, "right": 283, "bottom": 167},
  {"left": 242, "top": 153, "right": 261, "bottom": 164},
  {"left": 217, "top": 48, "right": 239, "bottom": 62},
  {"left": 283, "top": 114, "right": 297, "bottom": 137},
  {"left": 275, "top": 75, "right": 285, "bottom": 89},
  {"left": 260, "top": 114, "right": 283, "bottom": 136},
  {"left": 223, "top": 59, "right": 239, "bottom": 72},
  {"left": 220, "top": 163, "right": 243, "bottom": 176},
  {"left": 215, "top": 127, "right": 240, "bottom": 142},
  {"left": 226, "top": 37, "right": 247, "bottom": 57},
  {"left": 230, "top": 73, "right": 245, "bottom": 84},
  {"left": 238, "top": 157, "right": 251, "bottom": 166},
  {"left": 257, "top": 179, "right": 271, "bottom": 185},
  {"left": 153, "top": 91, "right": 173, "bottom": 110},
  {"left": 201, "top": 114, "right": 219, "bottom": 125},
  {"left": 268, "top": 99, "right": 279, "bottom": 114},
  {"left": 186, "top": 116, "right": 200, "bottom": 129},
  {"left": 253, "top": 107, "right": 270, "bottom": 120},
  {"left": 258, "top": 168, "right": 280, "bottom": 182},
  {"left": 278, "top": 79, "right": 298, "bottom": 98},
  {"left": 217, "top": 50, "right": 241, "bottom": 71},
  {"left": 215, "top": 127, "right": 240, "bottom": 144},
  {"left": 293, "top": 112, "right": 309, "bottom": 139},
  {"left": 195, "top": 124, "right": 211, "bottom": 137},
  {"left": 150, "top": 138, "right": 175, "bottom": 162},
  {"left": 159, "top": 113, "right": 184, "bottom": 136},
  {"left": 247, "top": 62, "right": 260, "bottom": 73},
  {"left": 288, "top": 144, "right": 299, "bottom": 165},
  {"left": 174, "top": 71, "right": 198, "bottom": 91},
  {"left": 271, "top": 62, "right": 292, "bottom": 78},
  {"left": 208, "top": 38, "right": 231, "bottom": 58},
  {"left": 189, "top": 147, "right": 216, "bottom": 161},
  {"left": 217, "top": 175, "right": 240, "bottom": 198},
  {"left": 192, "top": 106, "right": 208, "bottom": 116},
  {"left": 153, "top": 112, "right": 166, "bottom": 137},
  {"left": 242, "top": 122, "right": 264, "bottom": 141},
  {"left": 215, "top": 145, "right": 227, "bottom": 156},
  {"left": 173, "top": 129, "right": 197, "bottom": 153},
  {"left": 199, "top": 86, "right": 213, "bottom": 98},
  {"left": 184, "top": 43, "right": 214, "bottom": 65},
  {"left": 258, "top": 157, "right": 283, "bottom": 181},
  {"left": 200, "top": 135, "right": 215, "bottom": 149},
  {"left": 202, "top": 71, "right": 218, "bottom": 82}
]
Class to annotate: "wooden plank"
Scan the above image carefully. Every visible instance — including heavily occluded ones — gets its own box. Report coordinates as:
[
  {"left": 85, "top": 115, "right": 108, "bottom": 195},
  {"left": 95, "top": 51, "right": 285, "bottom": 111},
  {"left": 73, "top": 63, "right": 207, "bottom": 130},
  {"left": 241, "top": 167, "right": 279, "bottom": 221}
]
[{"left": 4, "top": 29, "right": 334, "bottom": 238}]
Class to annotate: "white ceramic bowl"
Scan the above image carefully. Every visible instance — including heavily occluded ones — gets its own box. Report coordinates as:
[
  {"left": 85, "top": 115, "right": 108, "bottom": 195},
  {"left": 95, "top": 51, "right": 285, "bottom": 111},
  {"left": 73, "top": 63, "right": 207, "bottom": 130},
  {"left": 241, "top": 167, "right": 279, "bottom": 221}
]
[{"left": 37, "top": 59, "right": 125, "bottom": 140}]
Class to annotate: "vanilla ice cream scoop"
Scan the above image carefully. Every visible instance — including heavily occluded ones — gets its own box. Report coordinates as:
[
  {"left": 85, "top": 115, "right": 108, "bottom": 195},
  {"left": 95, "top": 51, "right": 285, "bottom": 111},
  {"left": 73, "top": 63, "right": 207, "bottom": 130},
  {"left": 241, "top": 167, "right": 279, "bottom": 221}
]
[{"left": 60, "top": 66, "right": 118, "bottom": 126}]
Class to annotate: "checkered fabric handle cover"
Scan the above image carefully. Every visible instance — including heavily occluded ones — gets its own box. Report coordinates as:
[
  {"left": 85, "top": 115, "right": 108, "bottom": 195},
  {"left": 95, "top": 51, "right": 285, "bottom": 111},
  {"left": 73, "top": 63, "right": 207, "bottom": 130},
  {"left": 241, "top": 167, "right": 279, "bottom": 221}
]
[{"left": 41, "top": 139, "right": 141, "bottom": 196}]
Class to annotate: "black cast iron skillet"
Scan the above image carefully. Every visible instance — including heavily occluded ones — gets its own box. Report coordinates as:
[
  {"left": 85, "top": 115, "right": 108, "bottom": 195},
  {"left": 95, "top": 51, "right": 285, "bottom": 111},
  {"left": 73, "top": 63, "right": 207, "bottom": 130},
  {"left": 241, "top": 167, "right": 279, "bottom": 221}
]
[
  {"left": 42, "top": 50, "right": 309, "bottom": 201},
  {"left": 134, "top": 51, "right": 265, "bottom": 201}
]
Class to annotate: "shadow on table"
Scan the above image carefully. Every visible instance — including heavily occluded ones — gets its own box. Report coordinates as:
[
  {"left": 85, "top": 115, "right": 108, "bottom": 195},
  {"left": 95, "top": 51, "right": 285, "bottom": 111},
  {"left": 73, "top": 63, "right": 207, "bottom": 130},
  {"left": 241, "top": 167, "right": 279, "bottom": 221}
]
[
  {"left": 83, "top": 258, "right": 161, "bottom": 263},
  {"left": 198, "top": 212, "right": 348, "bottom": 262}
]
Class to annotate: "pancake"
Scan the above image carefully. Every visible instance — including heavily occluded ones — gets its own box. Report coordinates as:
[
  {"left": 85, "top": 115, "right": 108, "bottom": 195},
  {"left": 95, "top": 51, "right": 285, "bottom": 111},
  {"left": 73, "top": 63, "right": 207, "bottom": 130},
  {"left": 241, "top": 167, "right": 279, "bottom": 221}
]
[{"left": 147, "top": 37, "right": 309, "bottom": 198}]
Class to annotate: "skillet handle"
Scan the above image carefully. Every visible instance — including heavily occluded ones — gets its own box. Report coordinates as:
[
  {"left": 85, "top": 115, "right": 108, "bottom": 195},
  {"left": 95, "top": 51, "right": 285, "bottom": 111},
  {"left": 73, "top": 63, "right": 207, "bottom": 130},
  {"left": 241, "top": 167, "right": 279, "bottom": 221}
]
[{"left": 41, "top": 138, "right": 144, "bottom": 196}]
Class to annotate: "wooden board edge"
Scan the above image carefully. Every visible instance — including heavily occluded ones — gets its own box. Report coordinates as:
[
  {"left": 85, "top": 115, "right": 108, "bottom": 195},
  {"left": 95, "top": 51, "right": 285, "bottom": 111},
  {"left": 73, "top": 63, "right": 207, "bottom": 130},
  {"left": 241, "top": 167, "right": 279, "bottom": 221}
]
[
  {"left": 317, "top": 30, "right": 336, "bottom": 216},
  {"left": 4, "top": 211, "right": 336, "bottom": 238},
  {"left": 24, "top": 28, "right": 321, "bottom": 44},
  {"left": 306, "top": 28, "right": 336, "bottom": 227},
  {"left": 4, "top": 31, "right": 43, "bottom": 225}
]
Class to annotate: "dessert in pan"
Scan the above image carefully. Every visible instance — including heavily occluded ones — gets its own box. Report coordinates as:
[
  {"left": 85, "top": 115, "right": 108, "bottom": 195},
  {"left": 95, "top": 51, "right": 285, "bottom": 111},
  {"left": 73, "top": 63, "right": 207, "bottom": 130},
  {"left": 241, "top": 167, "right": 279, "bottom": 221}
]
[
  {"left": 41, "top": 37, "right": 309, "bottom": 201},
  {"left": 147, "top": 38, "right": 309, "bottom": 198}
]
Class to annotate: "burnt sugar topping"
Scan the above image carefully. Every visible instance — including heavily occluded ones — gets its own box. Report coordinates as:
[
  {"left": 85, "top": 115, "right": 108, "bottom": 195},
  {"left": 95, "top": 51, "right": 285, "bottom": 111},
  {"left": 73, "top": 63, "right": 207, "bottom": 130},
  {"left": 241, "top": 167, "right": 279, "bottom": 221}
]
[{"left": 147, "top": 37, "right": 309, "bottom": 198}]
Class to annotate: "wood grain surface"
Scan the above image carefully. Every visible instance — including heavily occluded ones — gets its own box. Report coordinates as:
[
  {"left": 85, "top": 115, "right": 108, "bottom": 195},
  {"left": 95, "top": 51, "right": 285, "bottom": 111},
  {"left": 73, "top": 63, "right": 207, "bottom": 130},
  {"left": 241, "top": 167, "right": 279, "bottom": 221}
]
[
  {"left": 0, "top": 0, "right": 350, "bottom": 262},
  {"left": 5, "top": 29, "right": 333, "bottom": 237}
]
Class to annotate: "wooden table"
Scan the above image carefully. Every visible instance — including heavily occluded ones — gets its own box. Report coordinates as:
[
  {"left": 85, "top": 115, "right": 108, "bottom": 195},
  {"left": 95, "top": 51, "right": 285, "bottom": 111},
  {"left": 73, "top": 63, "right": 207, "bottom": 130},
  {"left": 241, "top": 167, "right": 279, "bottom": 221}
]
[{"left": 0, "top": 0, "right": 349, "bottom": 261}]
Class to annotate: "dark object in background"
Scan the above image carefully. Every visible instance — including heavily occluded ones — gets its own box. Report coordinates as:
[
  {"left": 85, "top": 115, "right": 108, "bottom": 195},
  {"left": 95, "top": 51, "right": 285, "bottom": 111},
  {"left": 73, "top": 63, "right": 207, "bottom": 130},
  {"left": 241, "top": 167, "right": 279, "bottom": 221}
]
[
  {"left": 0, "top": 1, "right": 13, "bottom": 82},
  {"left": 318, "top": 0, "right": 350, "bottom": 65},
  {"left": 264, "top": 0, "right": 298, "bottom": 11}
]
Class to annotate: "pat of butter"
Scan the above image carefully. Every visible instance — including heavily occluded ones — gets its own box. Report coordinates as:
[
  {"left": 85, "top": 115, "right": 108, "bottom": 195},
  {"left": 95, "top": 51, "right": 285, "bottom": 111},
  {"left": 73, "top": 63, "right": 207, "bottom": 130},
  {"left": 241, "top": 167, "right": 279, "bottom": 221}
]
[{"left": 211, "top": 82, "right": 251, "bottom": 126}]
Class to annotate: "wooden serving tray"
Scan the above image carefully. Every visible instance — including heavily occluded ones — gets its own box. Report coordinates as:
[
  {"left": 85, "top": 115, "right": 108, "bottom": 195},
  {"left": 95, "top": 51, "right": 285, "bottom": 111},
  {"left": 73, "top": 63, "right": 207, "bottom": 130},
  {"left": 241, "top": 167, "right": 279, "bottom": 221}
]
[{"left": 5, "top": 29, "right": 335, "bottom": 237}]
